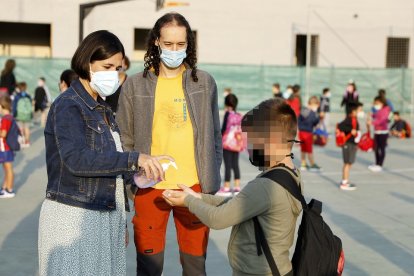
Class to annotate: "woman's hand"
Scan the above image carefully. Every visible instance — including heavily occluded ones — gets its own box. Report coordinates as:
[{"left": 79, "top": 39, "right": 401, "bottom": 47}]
[{"left": 137, "top": 154, "right": 174, "bottom": 181}]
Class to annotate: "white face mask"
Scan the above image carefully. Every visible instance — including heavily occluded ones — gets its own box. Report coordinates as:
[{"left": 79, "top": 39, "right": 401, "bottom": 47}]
[
  {"left": 310, "top": 106, "right": 318, "bottom": 112},
  {"left": 373, "top": 104, "right": 382, "bottom": 111},
  {"left": 89, "top": 70, "right": 120, "bottom": 98},
  {"left": 325, "top": 92, "right": 331, "bottom": 98},
  {"left": 160, "top": 48, "right": 187, "bottom": 68},
  {"left": 283, "top": 89, "right": 293, "bottom": 99},
  {"left": 357, "top": 111, "right": 365, "bottom": 119}
]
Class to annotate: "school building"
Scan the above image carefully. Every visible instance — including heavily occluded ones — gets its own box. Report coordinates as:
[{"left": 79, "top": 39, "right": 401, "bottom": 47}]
[{"left": 1, "top": 0, "right": 414, "bottom": 69}]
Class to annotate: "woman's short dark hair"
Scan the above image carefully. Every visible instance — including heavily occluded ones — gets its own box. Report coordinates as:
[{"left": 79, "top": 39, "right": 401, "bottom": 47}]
[
  {"left": 242, "top": 98, "right": 297, "bottom": 141},
  {"left": 143, "top": 13, "right": 198, "bottom": 82},
  {"left": 60, "top": 69, "right": 78, "bottom": 87},
  {"left": 71, "top": 30, "right": 125, "bottom": 81},
  {"left": 225, "top": 94, "right": 238, "bottom": 110}
]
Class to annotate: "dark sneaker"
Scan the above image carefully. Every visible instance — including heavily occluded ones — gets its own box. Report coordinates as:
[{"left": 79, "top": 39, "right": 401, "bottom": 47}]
[
  {"left": 309, "top": 164, "right": 322, "bottom": 172},
  {"left": 340, "top": 183, "right": 357, "bottom": 191}
]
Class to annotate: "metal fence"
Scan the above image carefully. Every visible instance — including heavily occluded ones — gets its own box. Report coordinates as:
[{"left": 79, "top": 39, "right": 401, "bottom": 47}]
[{"left": 1, "top": 57, "right": 412, "bottom": 113}]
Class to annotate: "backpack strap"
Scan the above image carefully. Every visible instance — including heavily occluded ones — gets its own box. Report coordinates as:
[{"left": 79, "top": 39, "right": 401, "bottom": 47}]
[
  {"left": 260, "top": 168, "right": 307, "bottom": 209},
  {"left": 253, "top": 217, "right": 281, "bottom": 276}
]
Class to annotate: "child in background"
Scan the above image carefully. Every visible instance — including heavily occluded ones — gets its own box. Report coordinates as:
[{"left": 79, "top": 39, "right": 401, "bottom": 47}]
[
  {"left": 390, "top": 111, "right": 411, "bottom": 138},
  {"left": 218, "top": 94, "right": 242, "bottom": 196},
  {"left": 367, "top": 96, "right": 391, "bottom": 172},
  {"left": 162, "top": 98, "right": 302, "bottom": 276},
  {"left": 286, "top": 84, "right": 301, "bottom": 117},
  {"left": 337, "top": 103, "right": 363, "bottom": 191},
  {"left": 298, "top": 96, "right": 321, "bottom": 171},
  {"left": 0, "top": 95, "right": 16, "bottom": 198},
  {"left": 319, "top": 87, "right": 331, "bottom": 132},
  {"left": 13, "top": 82, "right": 32, "bottom": 147}
]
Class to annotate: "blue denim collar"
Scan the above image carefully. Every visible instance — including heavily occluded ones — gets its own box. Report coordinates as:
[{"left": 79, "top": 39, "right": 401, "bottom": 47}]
[{"left": 71, "top": 79, "right": 107, "bottom": 110}]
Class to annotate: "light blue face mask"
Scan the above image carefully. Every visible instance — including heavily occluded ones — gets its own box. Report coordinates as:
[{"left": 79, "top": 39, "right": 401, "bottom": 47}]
[{"left": 159, "top": 47, "right": 187, "bottom": 68}]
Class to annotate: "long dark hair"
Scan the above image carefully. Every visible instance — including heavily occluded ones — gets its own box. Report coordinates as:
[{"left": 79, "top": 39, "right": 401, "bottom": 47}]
[
  {"left": 143, "top": 13, "right": 198, "bottom": 82},
  {"left": 1, "top": 59, "right": 16, "bottom": 77}
]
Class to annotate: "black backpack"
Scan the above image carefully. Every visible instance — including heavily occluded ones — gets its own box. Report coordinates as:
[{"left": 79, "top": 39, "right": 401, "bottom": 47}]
[{"left": 253, "top": 168, "right": 344, "bottom": 276}]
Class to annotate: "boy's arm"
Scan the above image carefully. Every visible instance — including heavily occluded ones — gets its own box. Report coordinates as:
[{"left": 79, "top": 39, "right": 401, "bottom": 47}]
[
  {"left": 201, "top": 193, "right": 231, "bottom": 206},
  {"left": 184, "top": 179, "right": 271, "bottom": 230}
]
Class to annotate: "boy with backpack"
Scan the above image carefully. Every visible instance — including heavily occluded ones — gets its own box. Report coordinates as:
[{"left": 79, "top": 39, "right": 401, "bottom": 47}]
[
  {"left": 217, "top": 94, "right": 244, "bottom": 196},
  {"left": 163, "top": 98, "right": 303, "bottom": 275},
  {"left": 390, "top": 111, "right": 411, "bottom": 139},
  {"left": 298, "top": 96, "right": 321, "bottom": 171},
  {"left": 337, "top": 103, "right": 363, "bottom": 191},
  {"left": 0, "top": 94, "right": 18, "bottom": 198},
  {"left": 13, "top": 82, "right": 32, "bottom": 147}
]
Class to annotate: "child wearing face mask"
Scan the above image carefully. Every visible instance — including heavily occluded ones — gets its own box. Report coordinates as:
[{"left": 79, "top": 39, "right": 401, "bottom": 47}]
[
  {"left": 298, "top": 96, "right": 321, "bottom": 171},
  {"left": 319, "top": 88, "right": 331, "bottom": 132},
  {"left": 337, "top": 102, "right": 363, "bottom": 191},
  {"left": 367, "top": 96, "right": 391, "bottom": 172},
  {"left": 162, "top": 98, "right": 302, "bottom": 276}
]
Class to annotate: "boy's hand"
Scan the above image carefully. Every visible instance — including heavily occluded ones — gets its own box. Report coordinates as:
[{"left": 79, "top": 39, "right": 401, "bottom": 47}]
[
  {"left": 162, "top": 190, "right": 188, "bottom": 207},
  {"left": 351, "top": 129, "right": 357, "bottom": 136},
  {"left": 162, "top": 184, "right": 202, "bottom": 207}
]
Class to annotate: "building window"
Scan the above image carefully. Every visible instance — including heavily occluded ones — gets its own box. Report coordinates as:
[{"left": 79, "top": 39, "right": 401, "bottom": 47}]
[
  {"left": 295, "top": 34, "right": 319, "bottom": 66},
  {"left": 0, "top": 22, "right": 51, "bottom": 57},
  {"left": 133, "top": 28, "right": 151, "bottom": 60},
  {"left": 386, "top": 37, "right": 409, "bottom": 68}
]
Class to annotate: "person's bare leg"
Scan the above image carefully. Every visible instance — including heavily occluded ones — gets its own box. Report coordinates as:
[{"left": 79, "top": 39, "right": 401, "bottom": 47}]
[
  {"left": 301, "top": 152, "right": 306, "bottom": 166},
  {"left": 308, "top": 153, "right": 315, "bottom": 166},
  {"left": 342, "top": 164, "right": 350, "bottom": 183},
  {"left": 234, "top": 179, "right": 240, "bottom": 188},
  {"left": 223, "top": 181, "right": 230, "bottom": 189},
  {"left": 24, "top": 126, "right": 30, "bottom": 144},
  {"left": 3, "top": 162, "right": 14, "bottom": 192}
]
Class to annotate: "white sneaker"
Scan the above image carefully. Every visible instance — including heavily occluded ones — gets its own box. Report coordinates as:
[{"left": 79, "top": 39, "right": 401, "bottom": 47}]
[
  {"left": 0, "top": 189, "right": 15, "bottom": 199},
  {"left": 216, "top": 187, "right": 232, "bottom": 197},
  {"left": 340, "top": 183, "right": 357, "bottom": 191},
  {"left": 368, "top": 165, "right": 383, "bottom": 172}
]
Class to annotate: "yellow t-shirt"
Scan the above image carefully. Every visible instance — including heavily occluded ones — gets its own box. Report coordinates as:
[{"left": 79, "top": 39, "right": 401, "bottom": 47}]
[{"left": 151, "top": 70, "right": 199, "bottom": 189}]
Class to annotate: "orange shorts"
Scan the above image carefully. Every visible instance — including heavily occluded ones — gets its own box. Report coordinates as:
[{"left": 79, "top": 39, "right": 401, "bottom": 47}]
[{"left": 132, "top": 184, "right": 209, "bottom": 256}]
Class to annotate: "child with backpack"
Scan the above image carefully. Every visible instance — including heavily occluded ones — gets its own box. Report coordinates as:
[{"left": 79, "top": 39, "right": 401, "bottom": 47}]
[
  {"left": 163, "top": 98, "right": 303, "bottom": 276},
  {"left": 13, "top": 82, "right": 32, "bottom": 147},
  {"left": 0, "top": 95, "right": 17, "bottom": 198},
  {"left": 337, "top": 103, "right": 363, "bottom": 191},
  {"left": 390, "top": 111, "right": 411, "bottom": 139},
  {"left": 298, "top": 96, "right": 321, "bottom": 171},
  {"left": 217, "top": 94, "right": 244, "bottom": 196}
]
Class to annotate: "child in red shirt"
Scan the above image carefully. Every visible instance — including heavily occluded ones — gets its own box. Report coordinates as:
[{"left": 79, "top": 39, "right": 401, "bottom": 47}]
[{"left": 0, "top": 95, "right": 16, "bottom": 198}]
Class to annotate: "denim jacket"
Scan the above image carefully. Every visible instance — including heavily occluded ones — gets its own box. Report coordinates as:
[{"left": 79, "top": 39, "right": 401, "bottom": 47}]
[{"left": 44, "top": 79, "right": 139, "bottom": 211}]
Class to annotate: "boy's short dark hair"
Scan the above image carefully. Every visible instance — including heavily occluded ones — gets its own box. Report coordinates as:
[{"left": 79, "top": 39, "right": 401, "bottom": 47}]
[
  {"left": 0, "top": 94, "right": 12, "bottom": 111},
  {"left": 394, "top": 111, "right": 400, "bottom": 116},
  {"left": 60, "top": 69, "right": 78, "bottom": 87},
  {"left": 71, "top": 30, "right": 125, "bottom": 81},
  {"left": 323, "top": 88, "right": 330, "bottom": 94},
  {"left": 242, "top": 98, "right": 297, "bottom": 142},
  {"left": 293, "top": 84, "right": 301, "bottom": 93},
  {"left": 272, "top": 83, "right": 280, "bottom": 89},
  {"left": 224, "top": 94, "right": 238, "bottom": 110}
]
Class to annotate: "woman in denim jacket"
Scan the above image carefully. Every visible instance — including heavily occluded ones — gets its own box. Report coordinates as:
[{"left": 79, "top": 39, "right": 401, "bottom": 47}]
[{"left": 38, "top": 30, "right": 172, "bottom": 276}]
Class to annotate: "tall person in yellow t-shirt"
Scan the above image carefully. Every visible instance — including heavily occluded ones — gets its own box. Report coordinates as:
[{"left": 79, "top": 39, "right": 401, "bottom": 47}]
[{"left": 116, "top": 13, "right": 222, "bottom": 276}]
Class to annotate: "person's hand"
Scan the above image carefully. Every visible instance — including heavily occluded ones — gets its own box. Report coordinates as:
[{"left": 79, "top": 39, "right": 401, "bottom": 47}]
[
  {"left": 320, "top": 112, "right": 325, "bottom": 119},
  {"left": 137, "top": 154, "right": 174, "bottom": 181},
  {"left": 125, "top": 229, "right": 129, "bottom": 248},
  {"left": 162, "top": 190, "right": 189, "bottom": 207},
  {"left": 351, "top": 129, "right": 357, "bottom": 136}
]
